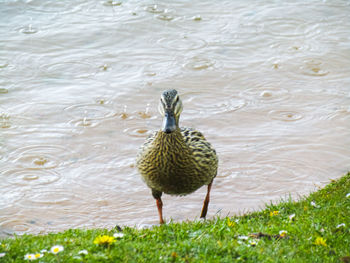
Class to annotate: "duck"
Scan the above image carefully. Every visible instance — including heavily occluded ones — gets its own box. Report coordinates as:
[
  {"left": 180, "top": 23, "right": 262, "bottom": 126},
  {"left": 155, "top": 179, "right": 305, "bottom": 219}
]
[{"left": 136, "top": 89, "right": 218, "bottom": 224}]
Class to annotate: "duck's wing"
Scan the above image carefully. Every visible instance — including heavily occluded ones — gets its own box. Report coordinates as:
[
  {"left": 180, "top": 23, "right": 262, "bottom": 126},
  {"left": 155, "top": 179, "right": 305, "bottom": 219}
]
[{"left": 180, "top": 127, "right": 218, "bottom": 177}]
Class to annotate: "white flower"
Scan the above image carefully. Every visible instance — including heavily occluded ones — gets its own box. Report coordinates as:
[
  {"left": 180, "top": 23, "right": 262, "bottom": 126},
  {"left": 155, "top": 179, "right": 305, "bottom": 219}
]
[
  {"left": 337, "top": 223, "right": 345, "bottom": 228},
  {"left": 238, "top": 235, "right": 249, "bottom": 240},
  {"left": 50, "top": 245, "right": 64, "bottom": 254},
  {"left": 113, "top": 232, "right": 125, "bottom": 238},
  {"left": 289, "top": 213, "right": 295, "bottom": 221},
  {"left": 78, "top": 250, "right": 88, "bottom": 255},
  {"left": 346, "top": 193, "right": 350, "bottom": 198},
  {"left": 34, "top": 253, "right": 43, "bottom": 259},
  {"left": 24, "top": 254, "right": 36, "bottom": 260},
  {"left": 40, "top": 249, "right": 47, "bottom": 253},
  {"left": 0, "top": 253, "right": 5, "bottom": 258},
  {"left": 310, "top": 201, "right": 320, "bottom": 208}
]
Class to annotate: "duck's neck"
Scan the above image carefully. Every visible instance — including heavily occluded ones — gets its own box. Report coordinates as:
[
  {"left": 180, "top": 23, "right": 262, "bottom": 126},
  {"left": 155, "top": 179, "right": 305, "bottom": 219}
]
[{"left": 155, "top": 128, "right": 186, "bottom": 152}]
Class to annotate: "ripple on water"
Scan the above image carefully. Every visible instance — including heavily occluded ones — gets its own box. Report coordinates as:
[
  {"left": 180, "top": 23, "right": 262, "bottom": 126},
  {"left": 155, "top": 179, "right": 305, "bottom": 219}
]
[
  {"left": 184, "top": 56, "right": 216, "bottom": 71},
  {"left": 18, "top": 25, "right": 38, "bottom": 34},
  {"left": 123, "top": 126, "right": 152, "bottom": 138},
  {"left": 102, "top": 0, "right": 123, "bottom": 7},
  {"left": 64, "top": 103, "right": 116, "bottom": 119},
  {"left": 65, "top": 103, "right": 117, "bottom": 129},
  {"left": 218, "top": 157, "right": 328, "bottom": 197},
  {"left": 0, "top": 219, "right": 30, "bottom": 235},
  {"left": 261, "top": 17, "right": 310, "bottom": 38},
  {"left": 7, "top": 145, "right": 76, "bottom": 169},
  {"left": 268, "top": 110, "right": 304, "bottom": 122},
  {"left": 18, "top": 190, "right": 82, "bottom": 209},
  {"left": 0, "top": 111, "right": 33, "bottom": 130},
  {"left": 158, "top": 35, "right": 207, "bottom": 51},
  {"left": 282, "top": 55, "right": 349, "bottom": 81},
  {"left": 185, "top": 93, "right": 246, "bottom": 116},
  {"left": 25, "top": 0, "right": 87, "bottom": 14},
  {"left": 321, "top": 106, "right": 350, "bottom": 122},
  {"left": 2, "top": 169, "right": 60, "bottom": 187},
  {"left": 240, "top": 86, "right": 291, "bottom": 105},
  {"left": 41, "top": 61, "right": 98, "bottom": 79},
  {"left": 144, "top": 4, "right": 168, "bottom": 14}
]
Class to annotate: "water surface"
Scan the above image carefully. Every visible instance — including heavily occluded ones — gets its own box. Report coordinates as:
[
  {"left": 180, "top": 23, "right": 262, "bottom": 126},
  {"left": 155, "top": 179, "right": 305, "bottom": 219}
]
[{"left": 0, "top": 0, "right": 350, "bottom": 236}]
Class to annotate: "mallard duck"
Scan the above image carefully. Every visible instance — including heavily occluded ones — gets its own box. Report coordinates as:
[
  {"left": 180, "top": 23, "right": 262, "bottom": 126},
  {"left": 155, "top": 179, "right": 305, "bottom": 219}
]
[{"left": 136, "top": 89, "right": 218, "bottom": 224}]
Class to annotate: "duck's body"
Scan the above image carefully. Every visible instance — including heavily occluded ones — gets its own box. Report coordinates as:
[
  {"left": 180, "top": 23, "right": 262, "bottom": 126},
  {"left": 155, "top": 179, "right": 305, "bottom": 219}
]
[
  {"left": 136, "top": 89, "right": 218, "bottom": 224},
  {"left": 138, "top": 127, "right": 217, "bottom": 195}
]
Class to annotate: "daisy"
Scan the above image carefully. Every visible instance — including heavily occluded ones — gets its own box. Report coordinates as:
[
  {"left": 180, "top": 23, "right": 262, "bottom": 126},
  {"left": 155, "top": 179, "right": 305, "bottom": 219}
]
[
  {"left": 113, "top": 232, "right": 125, "bottom": 238},
  {"left": 24, "top": 254, "right": 36, "bottom": 260},
  {"left": 289, "top": 213, "right": 295, "bottom": 221},
  {"left": 34, "top": 253, "right": 43, "bottom": 259},
  {"left": 310, "top": 201, "right": 320, "bottom": 208},
  {"left": 50, "top": 245, "right": 64, "bottom": 254},
  {"left": 337, "top": 223, "right": 345, "bottom": 228},
  {"left": 238, "top": 235, "right": 249, "bottom": 240},
  {"left": 78, "top": 250, "right": 88, "bottom": 255}
]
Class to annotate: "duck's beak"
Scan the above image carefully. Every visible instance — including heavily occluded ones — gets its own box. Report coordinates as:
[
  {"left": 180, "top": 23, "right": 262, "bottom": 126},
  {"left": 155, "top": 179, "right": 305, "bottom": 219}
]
[{"left": 162, "top": 111, "right": 176, "bottom": 134}]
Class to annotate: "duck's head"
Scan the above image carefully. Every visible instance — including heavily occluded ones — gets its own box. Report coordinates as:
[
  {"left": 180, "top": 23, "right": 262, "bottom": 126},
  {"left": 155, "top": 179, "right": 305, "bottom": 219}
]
[{"left": 158, "top": 89, "right": 183, "bottom": 134}]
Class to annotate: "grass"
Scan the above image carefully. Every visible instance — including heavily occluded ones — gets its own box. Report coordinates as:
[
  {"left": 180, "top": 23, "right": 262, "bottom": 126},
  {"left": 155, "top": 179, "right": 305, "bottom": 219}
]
[{"left": 1, "top": 172, "right": 349, "bottom": 262}]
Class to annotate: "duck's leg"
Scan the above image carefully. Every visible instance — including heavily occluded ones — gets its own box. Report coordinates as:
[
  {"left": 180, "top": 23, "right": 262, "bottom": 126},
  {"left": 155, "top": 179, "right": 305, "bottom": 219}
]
[
  {"left": 200, "top": 180, "right": 213, "bottom": 219},
  {"left": 152, "top": 189, "right": 164, "bottom": 224}
]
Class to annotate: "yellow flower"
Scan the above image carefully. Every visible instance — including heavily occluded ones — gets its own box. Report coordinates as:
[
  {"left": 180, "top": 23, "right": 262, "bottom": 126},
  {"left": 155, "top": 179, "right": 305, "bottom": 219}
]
[
  {"left": 50, "top": 245, "right": 64, "bottom": 254},
  {"left": 270, "top": 210, "right": 279, "bottom": 216},
  {"left": 93, "top": 235, "right": 116, "bottom": 246},
  {"left": 314, "top": 237, "right": 327, "bottom": 247},
  {"left": 249, "top": 240, "right": 257, "bottom": 246},
  {"left": 279, "top": 230, "right": 288, "bottom": 237},
  {"left": 226, "top": 218, "right": 235, "bottom": 227}
]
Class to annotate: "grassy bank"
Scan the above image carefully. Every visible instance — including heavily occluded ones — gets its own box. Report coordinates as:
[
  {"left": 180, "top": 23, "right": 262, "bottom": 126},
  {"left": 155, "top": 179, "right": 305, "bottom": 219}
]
[{"left": 1, "top": 173, "right": 349, "bottom": 262}]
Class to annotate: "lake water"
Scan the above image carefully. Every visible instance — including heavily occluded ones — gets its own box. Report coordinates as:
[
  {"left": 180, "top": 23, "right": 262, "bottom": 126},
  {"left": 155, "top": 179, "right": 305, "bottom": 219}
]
[{"left": 1, "top": 0, "right": 350, "bottom": 236}]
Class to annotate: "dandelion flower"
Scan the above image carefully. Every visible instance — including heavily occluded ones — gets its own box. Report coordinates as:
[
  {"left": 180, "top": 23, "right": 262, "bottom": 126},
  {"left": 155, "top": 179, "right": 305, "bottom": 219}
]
[
  {"left": 113, "top": 232, "right": 125, "bottom": 238},
  {"left": 314, "top": 237, "right": 327, "bottom": 246},
  {"left": 93, "top": 235, "right": 116, "bottom": 246},
  {"left": 270, "top": 210, "right": 279, "bottom": 216},
  {"left": 24, "top": 254, "right": 36, "bottom": 260},
  {"left": 78, "top": 250, "right": 88, "bottom": 255},
  {"left": 0, "top": 253, "right": 5, "bottom": 258},
  {"left": 279, "top": 230, "right": 288, "bottom": 237},
  {"left": 226, "top": 218, "right": 235, "bottom": 227},
  {"left": 50, "top": 245, "right": 64, "bottom": 254}
]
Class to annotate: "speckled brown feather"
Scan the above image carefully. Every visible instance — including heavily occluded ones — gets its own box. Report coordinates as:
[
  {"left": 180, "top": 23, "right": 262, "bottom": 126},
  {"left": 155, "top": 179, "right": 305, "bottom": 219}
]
[{"left": 137, "top": 126, "right": 218, "bottom": 196}]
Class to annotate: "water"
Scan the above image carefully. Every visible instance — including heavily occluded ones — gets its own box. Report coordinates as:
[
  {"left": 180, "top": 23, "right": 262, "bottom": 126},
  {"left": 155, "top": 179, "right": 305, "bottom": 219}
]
[{"left": 0, "top": 0, "right": 349, "bottom": 236}]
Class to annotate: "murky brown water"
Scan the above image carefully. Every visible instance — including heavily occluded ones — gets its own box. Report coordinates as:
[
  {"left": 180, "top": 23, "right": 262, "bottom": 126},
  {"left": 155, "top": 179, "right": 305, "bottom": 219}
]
[{"left": 1, "top": 0, "right": 350, "bottom": 236}]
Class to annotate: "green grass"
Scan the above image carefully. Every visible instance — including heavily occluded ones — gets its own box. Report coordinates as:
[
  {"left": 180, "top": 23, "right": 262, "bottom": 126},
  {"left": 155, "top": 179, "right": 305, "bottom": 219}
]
[{"left": 1, "top": 173, "right": 349, "bottom": 262}]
